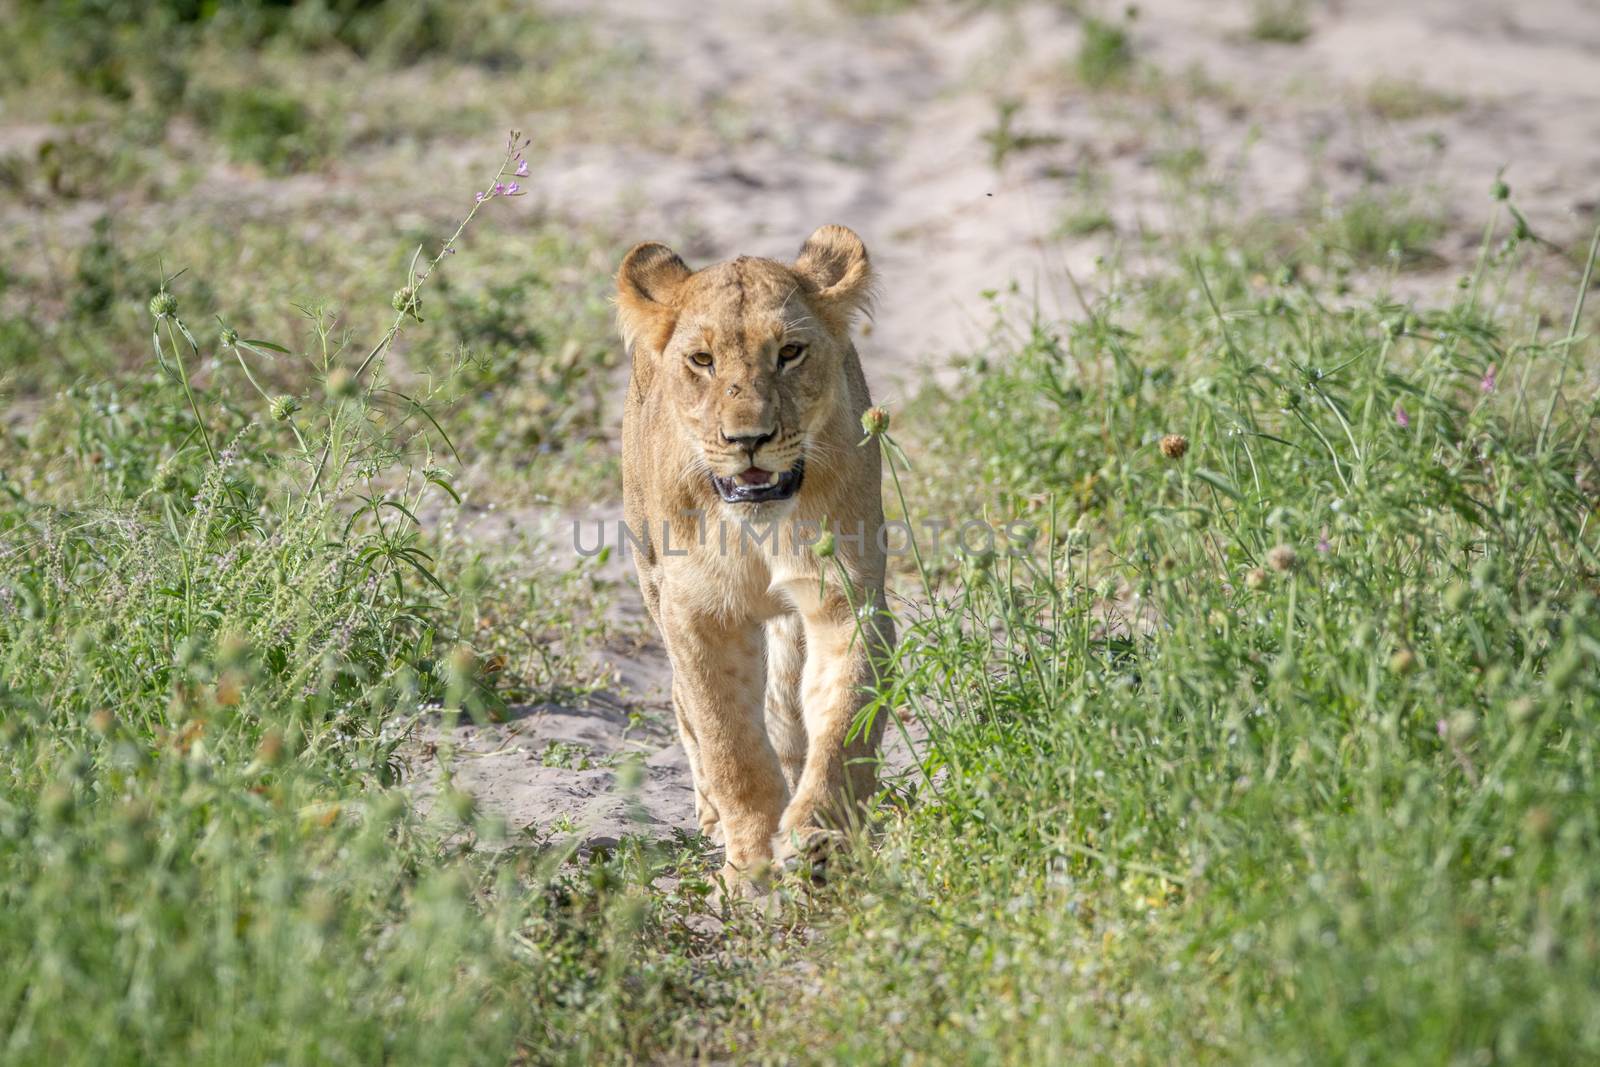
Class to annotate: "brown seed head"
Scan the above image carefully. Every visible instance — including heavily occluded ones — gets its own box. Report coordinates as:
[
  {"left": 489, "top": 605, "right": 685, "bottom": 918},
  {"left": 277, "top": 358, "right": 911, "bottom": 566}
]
[
  {"left": 256, "top": 729, "right": 285, "bottom": 766},
  {"left": 215, "top": 670, "right": 244, "bottom": 708},
  {"left": 1522, "top": 805, "right": 1556, "bottom": 842}
]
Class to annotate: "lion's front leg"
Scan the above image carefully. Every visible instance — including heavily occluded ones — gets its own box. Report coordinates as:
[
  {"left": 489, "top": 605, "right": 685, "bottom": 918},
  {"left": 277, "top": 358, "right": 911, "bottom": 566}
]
[
  {"left": 669, "top": 688, "right": 721, "bottom": 840},
  {"left": 778, "top": 590, "right": 893, "bottom": 847},
  {"left": 763, "top": 611, "right": 809, "bottom": 794},
  {"left": 661, "top": 603, "right": 787, "bottom": 881}
]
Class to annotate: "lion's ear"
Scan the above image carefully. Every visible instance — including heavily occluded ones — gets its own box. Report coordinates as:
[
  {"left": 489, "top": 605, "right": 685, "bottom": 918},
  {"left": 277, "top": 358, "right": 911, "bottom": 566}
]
[
  {"left": 794, "top": 224, "right": 873, "bottom": 327},
  {"left": 617, "top": 242, "right": 691, "bottom": 353}
]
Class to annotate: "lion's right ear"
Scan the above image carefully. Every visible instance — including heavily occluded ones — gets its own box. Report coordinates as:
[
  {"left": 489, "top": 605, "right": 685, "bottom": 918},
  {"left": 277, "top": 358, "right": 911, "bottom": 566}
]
[{"left": 616, "top": 242, "right": 691, "bottom": 354}]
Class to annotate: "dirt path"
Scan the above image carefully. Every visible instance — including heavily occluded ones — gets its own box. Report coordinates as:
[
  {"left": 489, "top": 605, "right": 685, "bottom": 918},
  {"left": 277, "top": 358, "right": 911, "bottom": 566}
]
[
  {"left": 413, "top": 0, "right": 1599, "bottom": 851},
  {"left": 524, "top": 0, "right": 1599, "bottom": 393}
]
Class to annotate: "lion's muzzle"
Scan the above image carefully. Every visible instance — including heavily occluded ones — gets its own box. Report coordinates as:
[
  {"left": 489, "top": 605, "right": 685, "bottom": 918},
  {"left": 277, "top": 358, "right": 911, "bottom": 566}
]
[{"left": 710, "top": 460, "right": 805, "bottom": 504}]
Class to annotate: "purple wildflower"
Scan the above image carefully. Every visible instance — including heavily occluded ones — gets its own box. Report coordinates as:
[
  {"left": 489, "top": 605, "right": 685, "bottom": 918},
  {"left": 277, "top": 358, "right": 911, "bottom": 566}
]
[
  {"left": 1480, "top": 364, "right": 1496, "bottom": 394},
  {"left": 515, "top": 158, "right": 529, "bottom": 177},
  {"left": 494, "top": 182, "right": 506, "bottom": 195},
  {"left": 1394, "top": 402, "right": 1410, "bottom": 429},
  {"left": 506, "top": 182, "right": 520, "bottom": 194},
  {"left": 1437, "top": 719, "right": 1448, "bottom": 738},
  {"left": 1317, "top": 527, "right": 1331, "bottom": 555},
  {"left": 475, "top": 191, "right": 486, "bottom": 203}
]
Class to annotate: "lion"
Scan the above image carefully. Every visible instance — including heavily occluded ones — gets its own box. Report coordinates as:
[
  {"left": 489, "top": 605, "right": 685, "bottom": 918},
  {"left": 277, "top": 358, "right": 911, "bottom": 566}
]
[{"left": 615, "top": 224, "right": 895, "bottom": 890}]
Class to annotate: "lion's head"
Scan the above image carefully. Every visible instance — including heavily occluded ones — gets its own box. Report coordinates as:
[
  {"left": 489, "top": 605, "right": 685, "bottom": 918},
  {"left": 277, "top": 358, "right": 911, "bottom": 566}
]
[{"left": 616, "top": 225, "right": 873, "bottom": 506}]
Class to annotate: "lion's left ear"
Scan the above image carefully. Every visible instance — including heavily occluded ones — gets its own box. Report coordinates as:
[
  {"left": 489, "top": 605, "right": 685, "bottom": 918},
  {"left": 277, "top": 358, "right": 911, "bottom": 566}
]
[{"left": 794, "top": 224, "right": 873, "bottom": 328}]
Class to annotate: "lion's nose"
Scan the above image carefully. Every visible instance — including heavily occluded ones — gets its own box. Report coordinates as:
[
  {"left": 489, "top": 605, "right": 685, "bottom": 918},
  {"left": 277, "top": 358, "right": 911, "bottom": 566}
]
[{"left": 721, "top": 429, "right": 774, "bottom": 453}]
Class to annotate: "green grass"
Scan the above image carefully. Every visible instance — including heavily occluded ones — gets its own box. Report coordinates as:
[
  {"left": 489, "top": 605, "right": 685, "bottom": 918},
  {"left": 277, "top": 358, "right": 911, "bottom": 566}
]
[
  {"left": 1319, "top": 189, "right": 1447, "bottom": 268},
  {"left": 1056, "top": 204, "right": 1115, "bottom": 238},
  {"left": 1224, "top": 188, "right": 1449, "bottom": 277},
  {"left": 1366, "top": 77, "right": 1466, "bottom": 122},
  {"left": 1248, "top": 0, "right": 1313, "bottom": 44},
  {"left": 1077, "top": 15, "right": 1135, "bottom": 90},
  {"left": 982, "top": 98, "right": 1064, "bottom": 170}
]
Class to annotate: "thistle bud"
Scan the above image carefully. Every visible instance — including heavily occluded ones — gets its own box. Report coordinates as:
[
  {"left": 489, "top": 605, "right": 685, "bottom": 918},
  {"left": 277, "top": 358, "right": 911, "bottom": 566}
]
[
  {"left": 1490, "top": 179, "right": 1510, "bottom": 202},
  {"left": 1159, "top": 433, "right": 1189, "bottom": 460},
  {"left": 1266, "top": 544, "right": 1298, "bottom": 573},
  {"left": 1388, "top": 648, "right": 1416, "bottom": 675},
  {"left": 219, "top": 325, "right": 239, "bottom": 348},
  {"left": 1244, "top": 567, "right": 1268, "bottom": 591},
  {"left": 392, "top": 286, "right": 422, "bottom": 321},
  {"left": 149, "top": 290, "right": 178, "bottom": 319},
  {"left": 861, "top": 406, "right": 890, "bottom": 438},
  {"left": 445, "top": 789, "right": 476, "bottom": 824},
  {"left": 214, "top": 670, "right": 245, "bottom": 708},
  {"left": 269, "top": 394, "right": 300, "bottom": 422},
  {"left": 813, "top": 530, "right": 837, "bottom": 559},
  {"left": 1522, "top": 805, "right": 1555, "bottom": 842}
]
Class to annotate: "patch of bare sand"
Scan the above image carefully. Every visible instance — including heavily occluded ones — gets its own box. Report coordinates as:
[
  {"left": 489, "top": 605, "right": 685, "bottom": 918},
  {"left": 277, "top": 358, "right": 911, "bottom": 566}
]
[{"left": 522, "top": 0, "right": 1597, "bottom": 394}]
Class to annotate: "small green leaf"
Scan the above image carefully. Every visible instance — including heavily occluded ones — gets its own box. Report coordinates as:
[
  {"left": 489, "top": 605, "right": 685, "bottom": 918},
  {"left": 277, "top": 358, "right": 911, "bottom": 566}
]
[{"left": 1193, "top": 468, "right": 1243, "bottom": 501}]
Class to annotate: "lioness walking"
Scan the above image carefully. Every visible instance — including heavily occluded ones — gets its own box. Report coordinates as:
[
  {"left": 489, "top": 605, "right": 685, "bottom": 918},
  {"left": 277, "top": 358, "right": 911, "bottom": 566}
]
[{"left": 615, "top": 225, "right": 894, "bottom": 890}]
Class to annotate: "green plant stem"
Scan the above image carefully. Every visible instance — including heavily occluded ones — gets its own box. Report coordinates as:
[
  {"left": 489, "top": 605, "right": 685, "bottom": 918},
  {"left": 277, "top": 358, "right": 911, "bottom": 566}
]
[
  {"left": 163, "top": 318, "right": 216, "bottom": 463},
  {"left": 1538, "top": 221, "right": 1600, "bottom": 452}
]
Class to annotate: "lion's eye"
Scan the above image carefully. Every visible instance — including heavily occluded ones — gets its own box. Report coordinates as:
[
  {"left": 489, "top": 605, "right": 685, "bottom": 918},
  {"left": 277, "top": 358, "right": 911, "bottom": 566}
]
[
  {"left": 778, "top": 343, "right": 806, "bottom": 365},
  {"left": 689, "top": 352, "right": 714, "bottom": 369}
]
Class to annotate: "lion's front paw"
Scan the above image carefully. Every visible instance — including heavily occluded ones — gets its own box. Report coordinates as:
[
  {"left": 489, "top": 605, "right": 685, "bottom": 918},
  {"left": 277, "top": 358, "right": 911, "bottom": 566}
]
[
  {"left": 771, "top": 825, "right": 846, "bottom": 884},
  {"left": 708, "top": 860, "right": 786, "bottom": 914}
]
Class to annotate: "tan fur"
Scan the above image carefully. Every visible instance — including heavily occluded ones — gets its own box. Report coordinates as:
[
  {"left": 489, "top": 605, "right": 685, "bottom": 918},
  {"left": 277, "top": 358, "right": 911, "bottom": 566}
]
[{"left": 617, "top": 225, "right": 894, "bottom": 887}]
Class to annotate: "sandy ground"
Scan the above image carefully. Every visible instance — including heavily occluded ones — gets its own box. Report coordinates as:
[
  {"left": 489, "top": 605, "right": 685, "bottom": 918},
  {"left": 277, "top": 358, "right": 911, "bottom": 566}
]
[{"left": 522, "top": 0, "right": 1600, "bottom": 396}]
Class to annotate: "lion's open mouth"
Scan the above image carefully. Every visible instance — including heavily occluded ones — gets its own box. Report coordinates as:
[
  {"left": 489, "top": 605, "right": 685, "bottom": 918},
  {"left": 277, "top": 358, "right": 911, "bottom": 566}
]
[{"left": 710, "top": 460, "right": 804, "bottom": 504}]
